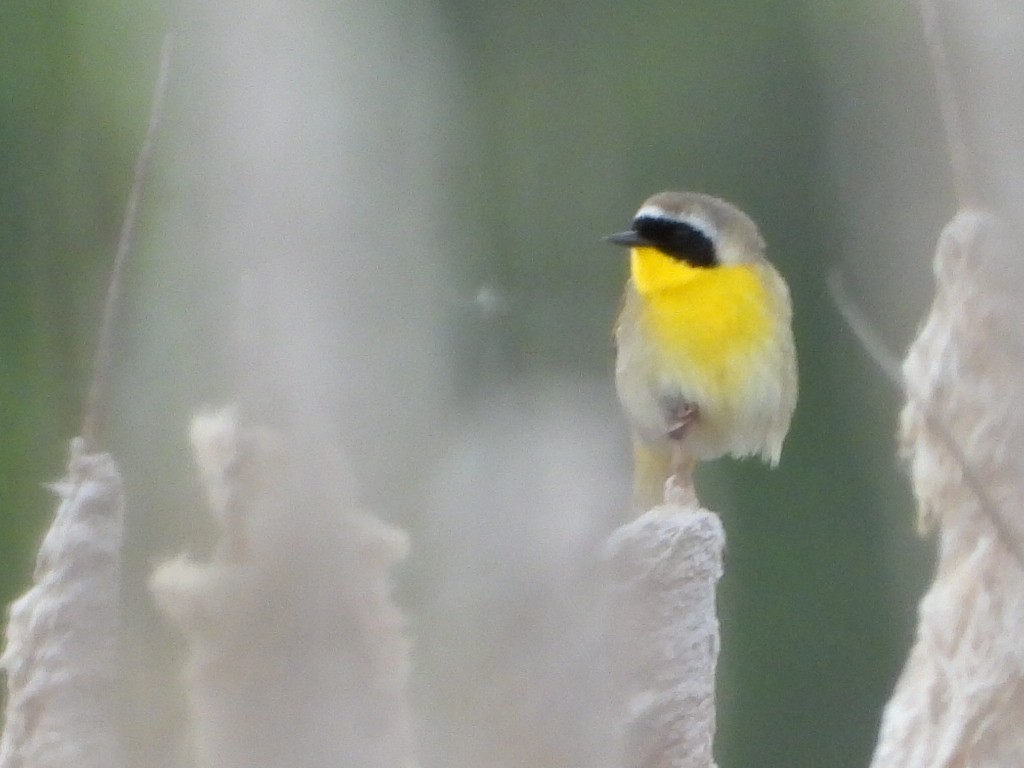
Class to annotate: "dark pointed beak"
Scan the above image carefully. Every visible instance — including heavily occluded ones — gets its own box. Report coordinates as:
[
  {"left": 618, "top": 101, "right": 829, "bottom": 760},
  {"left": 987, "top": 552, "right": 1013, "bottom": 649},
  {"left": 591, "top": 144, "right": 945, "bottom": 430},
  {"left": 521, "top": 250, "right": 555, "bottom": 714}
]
[{"left": 604, "top": 230, "right": 649, "bottom": 247}]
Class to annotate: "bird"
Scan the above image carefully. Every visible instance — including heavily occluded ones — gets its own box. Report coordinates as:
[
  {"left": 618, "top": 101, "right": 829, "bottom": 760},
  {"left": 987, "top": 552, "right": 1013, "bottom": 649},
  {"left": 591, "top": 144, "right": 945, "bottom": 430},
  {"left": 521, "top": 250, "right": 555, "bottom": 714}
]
[{"left": 606, "top": 191, "right": 797, "bottom": 510}]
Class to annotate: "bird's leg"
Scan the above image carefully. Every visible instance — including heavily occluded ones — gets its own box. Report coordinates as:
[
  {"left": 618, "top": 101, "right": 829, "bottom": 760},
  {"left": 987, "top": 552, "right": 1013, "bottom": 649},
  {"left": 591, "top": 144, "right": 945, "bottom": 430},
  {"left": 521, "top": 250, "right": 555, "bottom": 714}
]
[
  {"left": 665, "top": 443, "right": 698, "bottom": 507},
  {"left": 657, "top": 397, "right": 700, "bottom": 506},
  {"left": 665, "top": 400, "right": 698, "bottom": 440}
]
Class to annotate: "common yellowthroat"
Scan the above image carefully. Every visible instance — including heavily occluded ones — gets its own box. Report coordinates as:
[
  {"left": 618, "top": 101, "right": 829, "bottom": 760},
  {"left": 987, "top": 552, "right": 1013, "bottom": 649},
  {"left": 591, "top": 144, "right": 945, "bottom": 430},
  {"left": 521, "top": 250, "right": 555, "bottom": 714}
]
[{"left": 606, "top": 191, "right": 797, "bottom": 510}]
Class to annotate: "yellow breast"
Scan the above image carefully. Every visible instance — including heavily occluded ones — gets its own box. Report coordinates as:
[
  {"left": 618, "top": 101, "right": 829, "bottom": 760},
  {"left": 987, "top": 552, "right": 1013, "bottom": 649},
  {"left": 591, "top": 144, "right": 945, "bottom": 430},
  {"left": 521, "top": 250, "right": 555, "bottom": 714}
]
[{"left": 630, "top": 246, "right": 774, "bottom": 397}]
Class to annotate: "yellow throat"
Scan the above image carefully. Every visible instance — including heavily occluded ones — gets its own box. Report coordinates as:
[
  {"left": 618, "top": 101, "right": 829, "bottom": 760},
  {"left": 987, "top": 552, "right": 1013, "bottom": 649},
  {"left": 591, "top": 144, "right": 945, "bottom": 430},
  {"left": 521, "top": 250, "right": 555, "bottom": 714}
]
[{"left": 630, "top": 245, "right": 774, "bottom": 385}]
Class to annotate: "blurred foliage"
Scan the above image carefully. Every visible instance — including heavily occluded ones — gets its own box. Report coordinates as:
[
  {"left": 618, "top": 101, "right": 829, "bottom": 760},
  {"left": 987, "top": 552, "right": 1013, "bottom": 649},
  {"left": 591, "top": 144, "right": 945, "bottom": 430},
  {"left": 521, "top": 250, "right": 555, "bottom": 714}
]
[{"left": 0, "top": 1, "right": 948, "bottom": 766}]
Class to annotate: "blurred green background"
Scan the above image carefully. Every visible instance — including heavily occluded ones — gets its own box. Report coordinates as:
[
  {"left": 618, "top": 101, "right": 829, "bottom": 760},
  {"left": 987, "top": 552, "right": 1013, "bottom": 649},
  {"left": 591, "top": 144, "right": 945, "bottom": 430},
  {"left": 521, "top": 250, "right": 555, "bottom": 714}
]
[{"left": 0, "top": 1, "right": 952, "bottom": 766}]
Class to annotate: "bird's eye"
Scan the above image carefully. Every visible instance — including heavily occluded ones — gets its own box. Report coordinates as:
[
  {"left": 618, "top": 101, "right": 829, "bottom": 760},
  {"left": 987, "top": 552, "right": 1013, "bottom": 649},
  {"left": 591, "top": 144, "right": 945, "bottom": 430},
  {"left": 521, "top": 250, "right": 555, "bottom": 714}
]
[{"left": 634, "top": 216, "right": 717, "bottom": 268}]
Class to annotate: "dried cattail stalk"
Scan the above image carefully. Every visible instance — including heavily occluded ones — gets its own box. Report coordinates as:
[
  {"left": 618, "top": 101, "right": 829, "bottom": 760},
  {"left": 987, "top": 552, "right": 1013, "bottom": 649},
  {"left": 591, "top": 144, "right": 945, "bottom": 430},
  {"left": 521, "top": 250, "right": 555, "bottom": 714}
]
[
  {"left": 0, "top": 438, "right": 126, "bottom": 768},
  {"left": 870, "top": 210, "right": 1024, "bottom": 767},
  {"left": 150, "top": 407, "right": 417, "bottom": 768},
  {"left": 605, "top": 484, "right": 724, "bottom": 768}
]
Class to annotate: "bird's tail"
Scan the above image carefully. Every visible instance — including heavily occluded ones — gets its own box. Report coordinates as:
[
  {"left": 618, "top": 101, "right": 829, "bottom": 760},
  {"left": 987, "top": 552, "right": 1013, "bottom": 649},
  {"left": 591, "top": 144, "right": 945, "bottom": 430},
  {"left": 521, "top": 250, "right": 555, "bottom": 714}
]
[{"left": 630, "top": 437, "right": 674, "bottom": 512}]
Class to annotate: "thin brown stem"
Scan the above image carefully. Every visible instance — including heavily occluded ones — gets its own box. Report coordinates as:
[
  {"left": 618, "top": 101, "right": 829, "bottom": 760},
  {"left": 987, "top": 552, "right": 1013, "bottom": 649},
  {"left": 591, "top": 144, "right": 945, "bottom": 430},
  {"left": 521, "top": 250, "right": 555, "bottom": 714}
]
[
  {"left": 826, "top": 270, "right": 904, "bottom": 385},
  {"left": 81, "top": 34, "right": 174, "bottom": 450},
  {"left": 917, "top": 0, "right": 975, "bottom": 205}
]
